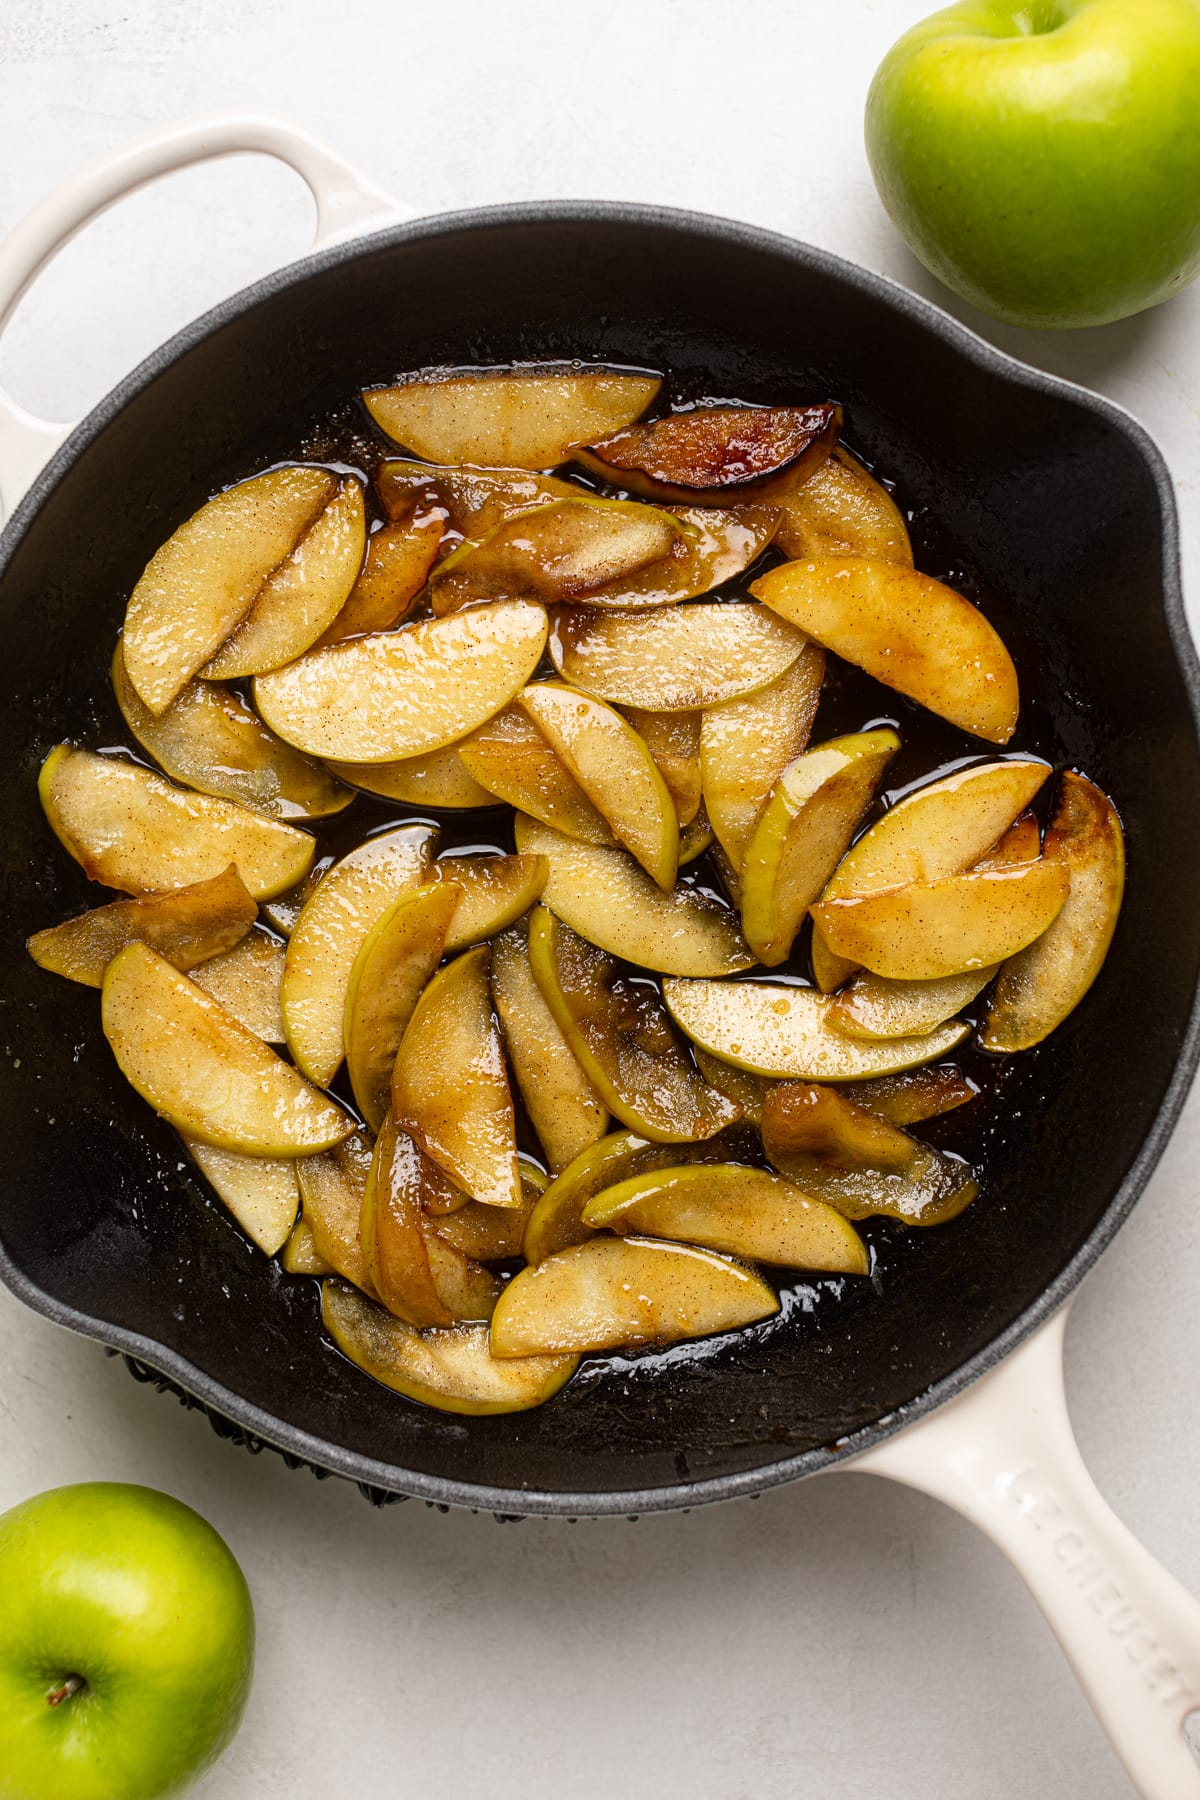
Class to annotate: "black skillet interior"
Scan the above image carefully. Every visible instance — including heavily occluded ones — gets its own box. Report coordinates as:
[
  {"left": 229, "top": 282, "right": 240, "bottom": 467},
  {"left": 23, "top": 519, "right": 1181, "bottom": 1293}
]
[{"left": 1, "top": 207, "right": 1198, "bottom": 1514}]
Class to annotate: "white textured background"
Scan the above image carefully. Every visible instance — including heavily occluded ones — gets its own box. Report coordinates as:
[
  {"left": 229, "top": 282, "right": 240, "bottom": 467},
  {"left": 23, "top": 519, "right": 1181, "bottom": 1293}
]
[{"left": 1, "top": 3, "right": 1198, "bottom": 1795}]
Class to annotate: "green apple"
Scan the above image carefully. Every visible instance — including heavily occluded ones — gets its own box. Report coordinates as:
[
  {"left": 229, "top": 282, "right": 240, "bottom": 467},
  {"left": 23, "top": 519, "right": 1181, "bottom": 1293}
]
[
  {"left": 865, "top": 0, "right": 1200, "bottom": 328},
  {"left": 0, "top": 1483, "right": 254, "bottom": 1800}
]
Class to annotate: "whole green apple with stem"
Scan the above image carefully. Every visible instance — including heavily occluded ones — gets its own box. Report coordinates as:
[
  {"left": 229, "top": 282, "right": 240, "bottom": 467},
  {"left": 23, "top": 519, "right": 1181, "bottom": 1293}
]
[
  {"left": 865, "top": 0, "right": 1200, "bottom": 329},
  {"left": 0, "top": 1483, "right": 254, "bottom": 1800}
]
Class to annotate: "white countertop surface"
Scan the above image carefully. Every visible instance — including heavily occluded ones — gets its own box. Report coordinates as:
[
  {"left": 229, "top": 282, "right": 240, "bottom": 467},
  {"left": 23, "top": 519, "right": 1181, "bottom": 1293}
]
[{"left": 1, "top": 3, "right": 1198, "bottom": 1795}]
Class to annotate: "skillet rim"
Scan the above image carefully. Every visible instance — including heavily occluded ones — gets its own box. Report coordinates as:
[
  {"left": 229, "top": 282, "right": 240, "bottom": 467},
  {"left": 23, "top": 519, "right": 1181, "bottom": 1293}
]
[{"left": 2, "top": 198, "right": 1198, "bottom": 1517}]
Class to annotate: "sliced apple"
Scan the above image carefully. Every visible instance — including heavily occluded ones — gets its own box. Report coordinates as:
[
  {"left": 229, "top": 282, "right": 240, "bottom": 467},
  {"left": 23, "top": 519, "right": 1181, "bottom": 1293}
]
[
  {"left": 343, "top": 883, "right": 461, "bottom": 1131},
  {"left": 322, "top": 1280, "right": 579, "bottom": 1415},
  {"left": 376, "top": 459, "right": 580, "bottom": 535},
  {"left": 814, "top": 859, "right": 1070, "bottom": 981},
  {"left": 490, "top": 1236, "right": 778, "bottom": 1357},
  {"left": 101, "top": 944, "right": 351, "bottom": 1155},
  {"left": 527, "top": 905, "right": 740, "bottom": 1144},
  {"left": 663, "top": 977, "right": 969, "bottom": 1079},
  {"left": 753, "top": 558, "right": 1019, "bottom": 744},
  {"left": 583, "top": 1164, "right": 868, "bottom": 1273},
  {"left": 182, "top": 1136, "right": 300, "bottom": 1255},
  {"left": 700, "top": 645, "right": 827, "bottom": 871},
  {"left": 261, "top": 867, "right": 324, "bottom": 939},
  {"left": 846, "top": 1066, "right": 977, "bottom": 1127},
  {"left": 281, "top": 824, "right": 436, "bottom": 1086},
  {"left": 458, "top": 707, "right": 616, "bottom": 845},
  {"left": 829, "top": 965, "right": 996, "bottom": 1042},
  {"left": 27, "top": 865, "right": 255, "bottom": 986},
  {"left": 810, "top": 928, "right": 856, "bottom": 995},
  {"left": 572, "top": 506, "right": 780, "bottom": 609},
  {"left": 254, "top": 599, "right": 548, "bottom": 763},
  {"left": 325, "top": 745, "right": 497, "bottom": 810},
  {"left": 770, "top": 446, "right": 913, "bottom": 564},
  {"left": 279, "top": 1218, "right": 332, "bottom": 1275},
  {"left": 423, "top": 1233, "right": 503, "bottom": 1323},
  {"left": 430, "top": 1178, "right": 540, "bottom": 1263},
  {"left": 692, "top": 1048, "right": 772, "bottom": 1126},
  {"left": 982, "top": 772, "right": 1125, "bottom": 1051},
  {"left": 437, "top": 853, "right": 548, "bottom": 953},
  {"left": 39, "top": 746, "right": 314, "bottom": 900},
  {"left": 317, "top": 513, "right": 443, "bottom": 643},
  {"left": 550, "top": 601, "right": 810, "bottom": 711},
  {"left": 121, "top": 464, "right": 335, "bottom": 714},
  {"left": 740, "top": 729, "right": 899, "bottom": 966},
  {"left": 360, "top": 1117, "right": 453, "bottom": 1327},
  {"left": 761, "top": 1082, "right": 977, "bottom": 1226},
  {"left": 191, "top": 926, "right": 287, "bottom": 1042},
  {"left": 521, "top": 1128, "right": 735, "bottom": 1264},
  {"left": 391, "top": 944, "right": 523, "bottom": 1208},
  {"left": 575, "top": 403, "right": 841, "bottom": 502},
  {"left": 622, "top": 707, "right": 702, "bottom": 825},
  {"left": 679, "top": 811, "right": 714, "bottom": 864},
  {"left": 112, "top": 643, "right": 351, "bottom": 822},
  {"left": 297, "top": 1132, "right": 376, "bottom": 1290},
  {"left": 518, "top": 683, "right": 678, "bottom": 889},
  {"left": 363, "top": 367, "right": 661, "bottom": 469}
]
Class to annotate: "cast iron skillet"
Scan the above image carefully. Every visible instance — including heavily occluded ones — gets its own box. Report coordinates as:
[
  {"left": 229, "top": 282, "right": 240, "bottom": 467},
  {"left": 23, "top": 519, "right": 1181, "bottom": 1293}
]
[{"left": 2, "top": 196, "right": 1200, "bottom": 1521}]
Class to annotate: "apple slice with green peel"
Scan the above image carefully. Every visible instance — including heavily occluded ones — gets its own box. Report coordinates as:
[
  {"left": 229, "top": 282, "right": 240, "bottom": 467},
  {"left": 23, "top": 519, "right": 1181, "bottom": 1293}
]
[
  {"left": 459, "top": 707, "right": 616, "bottom": 845},
  {"left": 514, "top": 815, "right": 753, "bottom": 977},
  {"left": 261, "top": 866, "right": 324, "bottom": 939},
  {"left": 202, "top": 478, "right": 367, "bottom": 678},
  {"left": 518, "top": 683, "right": 679, "bottom": 889},
  {"left": 377, "top": 458, "right": 581, "bottom": 535},
  {"left": 982, "top": 772, "right": 1125, "bottom": 1052},
  {"left": 753, "top": 557, "right": 1019, "bottom": 744},
  {"left": 281, "top": 823, "right": 436, "bottom": 1086},
  {"left": 423, "top": 1233, "right": 503, "bottom": 1323},
  {"left": 363, "top": 367, "right": 661, "bottom": 469},
  {"left": 492, "top": 920, "right": 610, "bottom": 1177},
  {"left": 740, "top": 729, "right": 900, "bottom": 966},
  {"left": 27, "top": 865, "right": 256, "bottom": 986},
  {"left": 326, "top": 744, "right": 497, "bottom": 811},
  {"left": 280, "top": 1217, "right": 332, "bottom": 1275},
  {"left": 490, "top": 1235, "right": 778, "bottom": 1357},
  {"left": 191, "top": 927, "right": 287, "bottom": 1043},
  {"left": 343, "top": 883, "right": 461, "bottom": 1131},
  {"left": 360, "top": 1117, "right": 453, "bottom": 1327},
  {"left": 663, "top": 977, "right": 969, "bottom": 1079},
  {"left": 700, "top": 645, "right": 827, "bottom": 871},
  {"left": 181, "top": 1136, "right": 300, "bottom": 1255},
  {"left": 392, "top": 944, "right": 523, "bottom": 1208},
  {"left": 762, "top": 1082, "right": 977, "bottom": 1226},
  {"left": 527, "top": 906, "right": 741, "bottom": 1144},
  {"left": 101, "top": 944, "right": 351, "bottom": 1155},
  {"left": 317, "top": 513, "right": 443, "bottom": 644},
  {"left": 769, "top": 446, "right": 913, "bottom": 564},
  {"left": 39, "top": 746, "right": 314, "bottom": 901},
  {"left": 254, "top": 598, "right": 548, "bottom": 763},
  {"left": 112, "top": 643, "right": 352, "bottom": 822},
  {"left": 622, "top": 707, "right": 702, "bottom": 825},
  {"left": 521, "top": 1128, "right": 737, "bottom": 1264},
  {"left": 322, "top": 1280, "right": 579, "bottom": 1414},
  {"left": 583, "top": 1164, "right": 869, "bottom": 1274},
  {"left": 436, "top": 853, "right": 548, "bottom": 953},
  {"left": 550, "top": 601, "right": 810, "bottom": 711},
  {"left": 428, "top": 497, "right": 688, "bottom": 614},
  {"left": 297, "top": 1131, "right": 376, "bottom": 1290},
  {"left": 679, "top": 811, "right": 714, "bottom": 864},
  {"left": 121, "top": 464, "right": 335, "bottom": 714},
  {"left": 844, "top": 1066, "right": 977, "bottom": 1127},
  {"left": 814, "top": 858, "right": 1070, "bottom": 981},
  {"left": 575, "top": 403, "right": 841, "bottom": 503},
  {"left": 575, "top": 506, "right": 780, "bottom": 609}
]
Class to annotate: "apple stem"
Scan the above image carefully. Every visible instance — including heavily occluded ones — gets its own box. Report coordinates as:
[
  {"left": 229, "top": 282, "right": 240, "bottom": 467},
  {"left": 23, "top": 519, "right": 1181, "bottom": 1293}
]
[{"left": 46, "top": 1674, "right": 85, "bottom": 1708}]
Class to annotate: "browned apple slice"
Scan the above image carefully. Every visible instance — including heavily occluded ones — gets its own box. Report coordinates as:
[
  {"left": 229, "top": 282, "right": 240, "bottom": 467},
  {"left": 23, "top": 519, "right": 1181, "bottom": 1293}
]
[
  {"left": 845, "top": 1067, "right": 977, "bottom": 1126},
  {"left": 622, "top": 707, "right": 702, "bottom": 825},
  {"left": 436, "top": 853, "right": 548, "bottom": 953},
  {"left": 182, "top": 1136, "right": 300, "bottom": 1255},
  {"left": 423, "top": 1233, "right": 504, "bottom": 1323},
  {"left": 430, "top": 1173, "right": 542, "bottom": 1263},
  {"left": 121, "top": 464, "right": 335, "bottom": 714},
  {"left": 982, "top": 773, "right": 1125, "bottom": 1051},
  {"left": 679, "top": 811, "right": 714, "bottom": 864},
  {"left": 342, "top": 883, "right": 461, "bottom": 1131},
  {"left": 112, "top": 644, "right": 351, "bottom": 821},
  {"left": 550, "top": 601, "right": 810, "bottom": 711},
  {"left": 254, "top": 599, "right": 548, "bottom": 763},
  {"left": 692, "top": 1048, "right": 773, "bottom": 1126},
  {"left": 363, "top": 367, "right": 661, "bottom": 469},
  {"left": 360, "top": 1116, "right": 452, "bottom": 1327},
  {"left": 575, "top": 403, "right": 841, "bottom": 502},
  {"left": 700, "top": 646, "right": 827, "bottom": 871},
  {"left": 458, "top": 707, "right": 616, "bottom": 845},
  {"left": 527, "top": 906, "right": 740, "bottom": 1144},
  {"left": 376, "top": 459, "right": 580, "bottom": 536},
  {"left": 761, "top": 1082, "right": 978, "bottom": 1226},
  {"left": 753, "top": 559, "right": 1019, "bottom": 743},
  {"left": 326, "top": 744, "right": 496, "bottom": 810},
  {"left": 279, "top": 1218, "right": 332, "bottom": 1275},
  {"left": 769, "top": 446, "right": 913, "bottom": 564},
  {"left": 317, "top": 513, "right": 443, "bottom": 643},
  {"left": 588, "top": 506, "right": 780, "bottom": 609},
  {"left": 38, "top": 747, "right": 314, "bottom": 901},
  {"left": 102, "top": 944, "right": 351, "bottom": 1155},
  {"left": 27, "top": 865, "right": 255, "bottom": 986},
  {"left": 322, "top": 1280, "right": 579, "bottom": 1415},
  {"left": 490, "top": 1236, "right": 778, "bottom": 1357},
  {"left": 392, "top": 944, "right": 523, "bottom": 1208},
  {"left": 521, "top": 1129, "right": 735, "bottom": 1264},
  {"left": 297, "top": 1131, "right": 376, "bottom": 1290},
  {"left": 191, "top": 926, "right": 286, "bottom": 1042}
]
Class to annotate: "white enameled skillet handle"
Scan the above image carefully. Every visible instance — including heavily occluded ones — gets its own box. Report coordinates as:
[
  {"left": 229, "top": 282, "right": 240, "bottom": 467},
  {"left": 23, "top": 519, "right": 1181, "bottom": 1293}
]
[
  {"left": 850, "top": 1304, "right": 1200, "bottom": 1797},
  {"left": 0, "top": 113, "right": 402, "bottom": 519}
]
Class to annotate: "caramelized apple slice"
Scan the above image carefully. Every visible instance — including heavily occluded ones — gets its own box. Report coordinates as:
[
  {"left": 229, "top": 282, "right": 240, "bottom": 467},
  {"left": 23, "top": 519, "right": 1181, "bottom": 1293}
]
[
  {"left": 514, "top": 817, "right": 752, "bottom": 977},
  {"left": 27, "top": 865, "right": 255, "bottom": 986},
  {"left": 430, "top": 1174, "right": 542, "bottom": 1263},
  {"left": 490, "top": 1236, "right": 778, "bottom": 1357},
  {"left": 761, "top": 1082, "right": 977, "bottom": 1226},
  {"left": 527, "top": 906, "right": 740, "bottom": 1144},
  {"left": 700, "top": 646, "right": 826, "bottom": 871},
  {"left": 122, "top": 464, "right": 335, "bottom": 714},
  {"left": 392, "top": 944, "right": 523, "bottom": 1208},
  {"left": 622, "top": 708, "right": 702, "bottom": 825},
  {"left": 182, "top": 1136, "right": 300, "bottom": 1255},
  {"left": 363, "top": 367, "right": 661, "bottom": 469},
  {"left": 521, "top": 1129, "right": 733, "bottom": 1264},
  {"left": 281, "top": 824, "right": 436, "bottom": 1085},
  {"left": 360, "top": 1117, "right": 452, "bottom": 1327},
  {"left": 679, "top": 811, "right": 714, "bottom": 864},
  {"left": 844, "top": 1066, "right": 977, "bottom": 1127},
  {"left": 322, "top": 1280, "right": 578, "bottom": 1414},
  {"left": 692, "top": 1048, "right": 772, "bottom": 1127},
  {"left": 437, "top": 853, "right": 548, "bottom": 953},
  {"left": 573, "top": 506, "right": 779, "bottom": 609},
  {"left": 296, "top": 1132, "right": 375, "bottom": 1290},
  {"left": 519, "top": 683, "right": 678, "bottom": 889},
  {"left": 458, "top": 707, "right": 616, "bottom": 845},
  {"left": 376, "top": 459, "right": 581, "bottom": 535},
  {"left": 318, "top": 513, "right": 443, "bottom": 643},
  {"left": 550, "top": 601, "right": 809, "bottom": 711},
  {"left": 423, "top": 1233, "right": 504, "bottom": 1323},
  {"left": 663, "top": 978, "right": 968, "bottom": 1080},
  {"left": 982, "top": 773, "right": 1125, "bottom": 1051},
  {"left": 39, "top": 747, "right": 314, "bottom": 901},
  {"left": 279, "top": 1217, "right": 332, "bottom": 1275},
  {"left": 102, "top": 944, "right": 351, "bottom": 1155},
  {"left": 326, "top": 745, "right": 496, "bottom": 810},
  {"left": 770, "top": 446, "right": 913, "bottom": 564},
  {"left": 254, "top": 599, "right": 548, "bottom": 763},
  {"left": 576, "top": 403, "right": 841, "bottom": 502},
  {"left": 343, "top": 883, "right": 460, "bottom": 1131},
  {"left": 191, "top": 926, "right": 286, "bottom": 1042}
]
